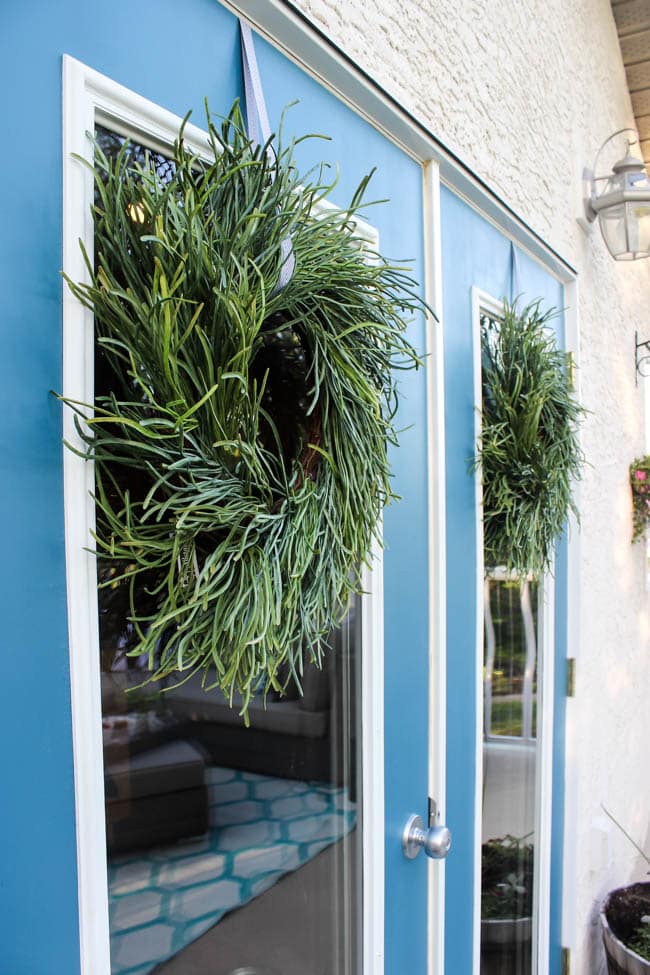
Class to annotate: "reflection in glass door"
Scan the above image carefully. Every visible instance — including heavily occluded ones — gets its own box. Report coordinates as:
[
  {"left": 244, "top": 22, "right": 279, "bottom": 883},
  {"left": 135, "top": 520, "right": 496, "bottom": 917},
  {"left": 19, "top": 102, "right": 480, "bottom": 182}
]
[
  {"left": 480, "top": 574, "right": 540, "bottom": 975},
  {"left": 474, "top": 300, "right": 555, "bottom": 975},
  {"left": 95, "top": 127, "right": 364, "bottom": 975},
  {"left": 101, "top": 599, "right": 362, "bottom": 975}
]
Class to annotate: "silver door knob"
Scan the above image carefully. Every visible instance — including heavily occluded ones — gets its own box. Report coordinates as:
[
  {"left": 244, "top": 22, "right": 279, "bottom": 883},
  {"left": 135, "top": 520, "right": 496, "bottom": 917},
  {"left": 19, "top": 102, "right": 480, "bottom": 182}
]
[{"left": 402, "top": 814, "right": 452, "bottom": 860}]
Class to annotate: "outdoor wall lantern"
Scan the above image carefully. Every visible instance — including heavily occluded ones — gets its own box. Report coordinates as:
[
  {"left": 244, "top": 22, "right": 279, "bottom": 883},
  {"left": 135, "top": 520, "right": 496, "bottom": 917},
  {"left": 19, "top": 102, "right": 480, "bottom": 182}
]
[{"left": 585, "top": 128, "right": 650, "bottom": 260}]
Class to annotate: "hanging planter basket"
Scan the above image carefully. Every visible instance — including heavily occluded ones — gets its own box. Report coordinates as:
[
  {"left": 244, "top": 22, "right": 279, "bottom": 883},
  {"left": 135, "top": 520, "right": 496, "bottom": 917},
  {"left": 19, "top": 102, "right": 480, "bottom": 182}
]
[
  {"left": 601, "top": 883, "right": 650, "bottom": 975},
  {"left": 630, "top": 456, "right": 650, "bottom": 542},
  {"left": 476, "top": 300, "right": 584, "bottom": 578},
  {"left": 63, "top": 104, "right": 423, "bottom": 708}
]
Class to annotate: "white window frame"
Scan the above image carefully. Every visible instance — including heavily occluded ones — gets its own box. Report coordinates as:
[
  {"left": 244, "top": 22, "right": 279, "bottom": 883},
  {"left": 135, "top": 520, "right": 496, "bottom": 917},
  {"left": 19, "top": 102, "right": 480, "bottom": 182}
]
[
  {"left": 62, "top": 54, "right": 385, "bottom": 975},
  {"left": 470, "top": 287, "right": 556, "bottom": 975}
]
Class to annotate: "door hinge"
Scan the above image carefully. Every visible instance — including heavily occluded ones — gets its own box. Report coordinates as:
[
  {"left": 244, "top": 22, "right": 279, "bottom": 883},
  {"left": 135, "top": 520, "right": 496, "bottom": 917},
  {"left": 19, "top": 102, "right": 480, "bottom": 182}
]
[
  {"left": 566, "top": 351, "right": 576, "bottom": 391},
  {"left": 566, "top": 658, "right": 576, "bottom": 697},
  {"left": 561, "top": 946, "right": 571, "bottom": 975}
]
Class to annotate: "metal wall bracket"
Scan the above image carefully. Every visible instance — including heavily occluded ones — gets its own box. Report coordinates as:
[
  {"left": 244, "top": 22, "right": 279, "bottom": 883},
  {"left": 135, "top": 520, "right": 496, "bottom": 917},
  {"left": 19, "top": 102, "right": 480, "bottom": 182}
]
[{"left": 636, "top": 331, "right": 650, "bottom": 384}]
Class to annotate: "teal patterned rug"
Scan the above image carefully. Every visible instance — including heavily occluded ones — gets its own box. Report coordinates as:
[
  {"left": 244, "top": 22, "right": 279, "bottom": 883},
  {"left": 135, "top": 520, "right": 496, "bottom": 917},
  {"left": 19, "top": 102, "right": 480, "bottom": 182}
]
[{"left": 108, "top": 766, "right": 356, "bottom": 975}]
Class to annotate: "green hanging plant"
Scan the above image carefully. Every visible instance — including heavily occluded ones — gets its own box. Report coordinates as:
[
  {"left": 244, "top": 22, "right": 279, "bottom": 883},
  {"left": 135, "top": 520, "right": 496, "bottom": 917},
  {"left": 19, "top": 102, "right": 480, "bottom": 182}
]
[
  {"left": 630, "top": 455, "right": 650, "bottom": 542},
  {"left": 62, "top": 103, "right": 424, "bottom": 709},
  {"left": 476, "top": 299, "right": 584, "bottom": 577}
]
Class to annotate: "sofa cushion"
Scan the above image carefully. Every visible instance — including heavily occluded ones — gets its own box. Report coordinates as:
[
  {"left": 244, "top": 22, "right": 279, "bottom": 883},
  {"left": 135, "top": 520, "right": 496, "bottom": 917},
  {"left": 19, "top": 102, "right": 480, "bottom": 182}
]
[
  {"left": 297, "top": 657, "right": 332, "bottom": 713},
  {"left": 163, "top": 672, "right": 329, "bottom": 739},
  {"left": 105, "top": 740, "right": 205, "bottom": 802}
]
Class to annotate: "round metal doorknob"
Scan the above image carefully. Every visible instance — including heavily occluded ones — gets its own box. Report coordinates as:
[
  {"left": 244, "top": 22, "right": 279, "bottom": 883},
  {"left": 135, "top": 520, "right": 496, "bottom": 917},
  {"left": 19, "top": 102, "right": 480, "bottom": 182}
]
[{"left": 402, "top": 814, "right": 452, "bottom": 860}]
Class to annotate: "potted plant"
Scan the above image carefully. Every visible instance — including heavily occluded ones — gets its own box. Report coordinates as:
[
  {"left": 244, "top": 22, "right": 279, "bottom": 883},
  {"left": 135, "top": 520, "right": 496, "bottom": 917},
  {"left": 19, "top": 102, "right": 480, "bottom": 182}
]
[
  {"left": 481, "top": 835, "right": 534, "bottom": 975},
  {"left": 600, "top": 808, "right": 650, "bottom": 974},
  {"left": 602, "top": 885, "right": 650, "bottom": 974}
]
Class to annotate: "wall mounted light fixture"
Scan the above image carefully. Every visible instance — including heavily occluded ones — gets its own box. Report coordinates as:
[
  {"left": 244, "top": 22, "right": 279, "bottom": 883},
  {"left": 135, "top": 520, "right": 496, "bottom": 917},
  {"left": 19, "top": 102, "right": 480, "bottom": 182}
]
[{"left": 585, "top": 128, "right": 650, "bottom": 261}]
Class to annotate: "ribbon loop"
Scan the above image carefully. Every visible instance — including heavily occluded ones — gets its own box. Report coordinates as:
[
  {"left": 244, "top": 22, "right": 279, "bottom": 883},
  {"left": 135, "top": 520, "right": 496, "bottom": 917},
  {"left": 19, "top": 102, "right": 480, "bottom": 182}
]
[
  {"left": 240, "top": 20, "right": 272, "bottom": 150},
  {"left": 239, "top": 20, "right": 296, "bottom": 293},
  {"left": 510, "top": 241, "right": 522, "bottom": 302}
]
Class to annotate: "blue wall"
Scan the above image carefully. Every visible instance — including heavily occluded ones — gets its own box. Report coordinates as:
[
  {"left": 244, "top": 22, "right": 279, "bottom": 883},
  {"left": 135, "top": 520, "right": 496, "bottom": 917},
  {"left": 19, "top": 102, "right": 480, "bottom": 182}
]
[
  {"left": 440, "top": 185, "right": 566, "bottom": 975},
  {"left": 0, "top": 2, "right": 430, "bottom": 972}
]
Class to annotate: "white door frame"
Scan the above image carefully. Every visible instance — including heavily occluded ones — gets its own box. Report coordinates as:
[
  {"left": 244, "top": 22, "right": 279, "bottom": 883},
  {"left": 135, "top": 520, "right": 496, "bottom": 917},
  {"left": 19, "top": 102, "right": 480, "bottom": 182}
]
[
  {"left": 423, "top": 159, "right": 447, "bottom": 975},
  {"left": 62, "top": 58, "right": 223, "bottom": 972},
  {"left": 470, "top": 287, "right": 558, "bottom": 975}
]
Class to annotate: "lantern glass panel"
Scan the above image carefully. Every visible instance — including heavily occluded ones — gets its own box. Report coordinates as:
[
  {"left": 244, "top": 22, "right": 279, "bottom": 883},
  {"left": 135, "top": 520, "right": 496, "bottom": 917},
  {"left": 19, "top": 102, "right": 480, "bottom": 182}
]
[
  {"left": 604, "top": 167, "right": 650, "bottom": 196},
  {"left": 626, "top": 202, "right": 650, "bottom": 257},
  {"left": 598, "top": 202, "right": 628, "bottom": 259}
]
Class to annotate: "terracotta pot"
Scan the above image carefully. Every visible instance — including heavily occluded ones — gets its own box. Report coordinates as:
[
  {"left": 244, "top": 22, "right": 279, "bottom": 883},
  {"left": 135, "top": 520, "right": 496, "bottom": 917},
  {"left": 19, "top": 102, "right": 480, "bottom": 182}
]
[{"left": 601, "top": 884, "right": 650, "bottom": 975}]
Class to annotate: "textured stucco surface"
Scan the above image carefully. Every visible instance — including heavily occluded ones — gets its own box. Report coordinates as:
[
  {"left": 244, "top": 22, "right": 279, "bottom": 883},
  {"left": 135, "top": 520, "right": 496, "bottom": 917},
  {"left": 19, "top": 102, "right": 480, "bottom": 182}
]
[{"left": 291, "top": 1, "right": 650, "bottom": 973}]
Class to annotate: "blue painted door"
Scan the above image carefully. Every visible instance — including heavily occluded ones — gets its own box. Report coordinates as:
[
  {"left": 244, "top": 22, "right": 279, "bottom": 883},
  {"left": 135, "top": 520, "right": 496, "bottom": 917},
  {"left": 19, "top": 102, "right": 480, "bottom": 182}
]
[
  {"left": 440, "top": 186, "right": 568, "bottom": 975},
  {"left": 0, "top": 4, "right": 431, "bottom": 974}
]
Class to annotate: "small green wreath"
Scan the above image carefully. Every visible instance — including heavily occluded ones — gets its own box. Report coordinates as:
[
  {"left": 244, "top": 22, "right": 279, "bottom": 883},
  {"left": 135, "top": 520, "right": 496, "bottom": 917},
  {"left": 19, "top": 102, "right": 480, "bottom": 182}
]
[
  {"left": 64, "top": 104, "right": 423, "bottom": 708},
  {"left": 477, "top": 300, "right": 584, "bottom": 577}
]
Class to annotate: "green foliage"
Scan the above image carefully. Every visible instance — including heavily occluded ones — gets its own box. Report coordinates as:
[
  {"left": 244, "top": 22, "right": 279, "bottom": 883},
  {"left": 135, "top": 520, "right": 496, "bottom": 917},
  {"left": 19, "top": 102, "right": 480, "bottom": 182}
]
[
  {"left": 630, "top": 455, "right": 650, "bottom": 542},
  {"left": 629, "top": 918, "right": 650, "bottom": 961},
  {"left": 481, "top": 835, "right": 534, "bottom": 919},
  {"left": 605, "top": 883, "right": 650, "bottom": 960},
  {"left": 489, "top": 698, "right": 537, "bottom": 737},
  {"left": 477, "top": 300, "right": 584, "bottom": 577},
  {"left": 62, "top": 102, "right": 423, "bottom": 709}
]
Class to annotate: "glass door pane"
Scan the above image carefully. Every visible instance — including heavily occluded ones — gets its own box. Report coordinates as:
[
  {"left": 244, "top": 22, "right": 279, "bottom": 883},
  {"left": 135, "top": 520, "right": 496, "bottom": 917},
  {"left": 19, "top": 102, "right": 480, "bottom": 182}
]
[
  {"left": 480, "top": 574, "right": 540, "bottom": 975},
  {"left": 101, "top": 603, "right": 362, "bottom": 975},
  {"left": 96, "top": 127, "right": 363, "bottom": 975}
]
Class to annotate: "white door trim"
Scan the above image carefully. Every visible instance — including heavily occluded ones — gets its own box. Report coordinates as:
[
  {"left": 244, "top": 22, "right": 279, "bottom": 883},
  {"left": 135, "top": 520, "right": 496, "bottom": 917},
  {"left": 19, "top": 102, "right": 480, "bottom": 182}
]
[
  {"left": 423, "top": 159, "right": 447, "bottom": 975},
  {"left": 559, "top": 278, "right": 581, "bottom": 957},
  {"left": 62, "top": 53, "right": 385, "bottom": 975},
  {"left": 470, "top": 287, "right": 497, "bottom": 975}
]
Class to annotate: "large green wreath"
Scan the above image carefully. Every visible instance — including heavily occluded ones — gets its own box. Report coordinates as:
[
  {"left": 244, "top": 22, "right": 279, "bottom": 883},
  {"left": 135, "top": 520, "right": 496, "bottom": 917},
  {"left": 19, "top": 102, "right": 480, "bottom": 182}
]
[
  {"left": 65, "top": 105, "right": 423, "bottom": 707},
  {"left": 477, "top": 300, "right": 584, "bottom": 577}
]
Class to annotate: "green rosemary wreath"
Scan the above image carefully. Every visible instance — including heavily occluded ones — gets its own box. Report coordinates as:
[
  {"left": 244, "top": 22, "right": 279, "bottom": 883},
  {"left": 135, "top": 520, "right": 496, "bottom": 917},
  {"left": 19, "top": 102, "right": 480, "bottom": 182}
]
[
  {"left": 64, "top": 104, "right": 423, "bottom": 707},
  {"left": 477, "top": 300, "right": 584, "bottom": 577}
]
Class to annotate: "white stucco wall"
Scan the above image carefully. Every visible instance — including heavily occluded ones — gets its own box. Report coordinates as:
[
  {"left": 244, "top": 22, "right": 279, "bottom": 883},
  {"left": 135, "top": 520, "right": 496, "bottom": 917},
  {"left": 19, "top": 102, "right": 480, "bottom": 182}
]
[{"left": 290, "top": 1, "right": 650, "bottom": 972}]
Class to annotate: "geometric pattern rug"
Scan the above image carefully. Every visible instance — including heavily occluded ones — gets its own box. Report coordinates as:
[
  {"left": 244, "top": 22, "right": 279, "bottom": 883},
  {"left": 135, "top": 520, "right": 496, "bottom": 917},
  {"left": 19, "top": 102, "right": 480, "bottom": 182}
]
[{"left": 108, "top": 766, "right": 357, "bottom": 975}]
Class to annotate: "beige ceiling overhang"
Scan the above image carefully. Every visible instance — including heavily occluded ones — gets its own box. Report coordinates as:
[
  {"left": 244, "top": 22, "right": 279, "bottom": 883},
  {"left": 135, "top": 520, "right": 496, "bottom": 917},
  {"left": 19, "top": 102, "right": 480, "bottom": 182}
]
[{"left": 612, "top": 0, "right": 650, "bottom": 168}]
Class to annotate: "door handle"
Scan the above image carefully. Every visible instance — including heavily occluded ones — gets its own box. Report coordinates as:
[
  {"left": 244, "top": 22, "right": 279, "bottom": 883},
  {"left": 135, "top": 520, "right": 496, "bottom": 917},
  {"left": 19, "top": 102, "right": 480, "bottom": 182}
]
[{"left": 402, "top": 814, "right": 452, "bottom": 860}]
